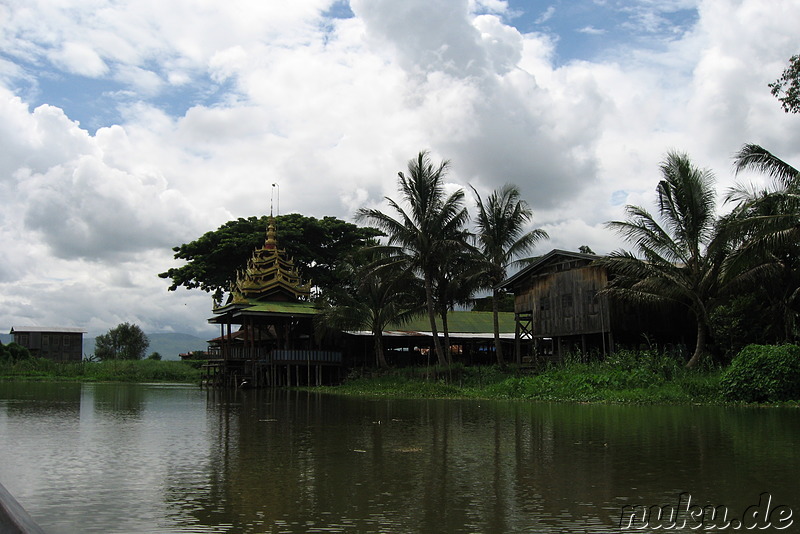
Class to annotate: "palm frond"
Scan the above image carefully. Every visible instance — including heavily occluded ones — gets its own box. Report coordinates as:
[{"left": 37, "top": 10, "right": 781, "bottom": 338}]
[{"left": 734, "top": 144, "right": 800, "bottom": 188}]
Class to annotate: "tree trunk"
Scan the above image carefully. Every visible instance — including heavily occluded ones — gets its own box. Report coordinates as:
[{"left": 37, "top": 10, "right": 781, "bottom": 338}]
[
  {"left": 374, "top": 329, "right": 389, "bottom": 369},
  {"left": 492, "top": 289, "right": 505, "bottom": 366},
  {"left": 440, "top": 308, "right": 452, "bottom": 365},
  {"left": 685, "top": 318, "right": 706, "bottom": 369},
  {"left": 425, "top": 274, "right": 448, "bottom": 366}
]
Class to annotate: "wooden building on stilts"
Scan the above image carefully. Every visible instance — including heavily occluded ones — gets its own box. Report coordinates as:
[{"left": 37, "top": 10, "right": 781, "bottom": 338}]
[{"left": 203, "top": 218, "right": 342, "bottom": 387}]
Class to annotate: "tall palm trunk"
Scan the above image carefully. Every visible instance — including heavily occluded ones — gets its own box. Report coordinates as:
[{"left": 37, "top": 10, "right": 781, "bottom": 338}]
[
  {"left": 373, "top": 326, "right": 389, "bottom": 369},
  {"left": 686, "top": 318, "right": 706, "bottom": 369},
  {"left": 425, "top": 274, "right": 448, "bottom": 366},
  {"left": 492, "top": 288, "right": 505, "bottom": 366},
  {"left": 440, "top": 307, "right": 452, "bottom": 365}
]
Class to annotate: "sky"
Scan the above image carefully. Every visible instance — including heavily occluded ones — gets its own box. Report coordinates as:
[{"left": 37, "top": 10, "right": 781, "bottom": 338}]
[{"left": 1, "top": 0, "right": 799, "bottom": 339}]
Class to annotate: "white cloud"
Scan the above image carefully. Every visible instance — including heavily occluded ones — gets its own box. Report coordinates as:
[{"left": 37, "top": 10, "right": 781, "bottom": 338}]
[
  {"left": 536, "top": 6, "right": 556, "bottom": 24},
  {"left": 578, "top": 26, "right": 607, "bottom": 36},
  {"left": 0, "top": 0, "right": 798, "bottom": 337},
  {"left": 49, "top": 42, "right": 109, "bottom": 77}
]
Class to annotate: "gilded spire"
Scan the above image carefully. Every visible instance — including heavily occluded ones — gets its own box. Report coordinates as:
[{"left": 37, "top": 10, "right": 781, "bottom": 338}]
[
  {"left": 265, "top": 217, "right": 277, "bottom": 250},
  {"left": 229, "top": 214, "right": 312, "bottom": 302}
]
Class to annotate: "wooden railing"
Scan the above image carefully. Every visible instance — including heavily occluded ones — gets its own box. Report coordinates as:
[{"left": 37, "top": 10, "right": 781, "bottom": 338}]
[{"left": 271, "top": 350, "right": 342, "bottom": 363}]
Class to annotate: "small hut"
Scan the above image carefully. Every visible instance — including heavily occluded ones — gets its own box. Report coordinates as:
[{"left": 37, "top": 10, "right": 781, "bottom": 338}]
[{"left": 499, "top": 249, "right": 690, "bottom": 360}]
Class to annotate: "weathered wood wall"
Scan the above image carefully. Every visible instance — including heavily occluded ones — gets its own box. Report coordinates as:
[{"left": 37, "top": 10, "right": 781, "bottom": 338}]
[{"left": 513, "top": 263, "right": 611, "bottom": 337}]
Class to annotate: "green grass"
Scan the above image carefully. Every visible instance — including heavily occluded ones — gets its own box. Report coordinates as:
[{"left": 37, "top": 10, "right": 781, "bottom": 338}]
[
  {"left": 0, "top": 358, "right": 203, "bottom": 383},
  {"left": 314, "top": 351, "right": 727, "bottom": 404}
]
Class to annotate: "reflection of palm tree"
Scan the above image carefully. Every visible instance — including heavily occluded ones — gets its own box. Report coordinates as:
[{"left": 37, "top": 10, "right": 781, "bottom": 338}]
[
  {"left": 357, "top": 151, "right": 469, "bottom": 366},
  {"left": 598, "top": 152, "right": 727, "bottom": 368},
  {"left": 317, "top": 249, "right": 421, "bottom": 369},
  {"left": 471, "top": 184, "right": 548, "bottom": 365}
]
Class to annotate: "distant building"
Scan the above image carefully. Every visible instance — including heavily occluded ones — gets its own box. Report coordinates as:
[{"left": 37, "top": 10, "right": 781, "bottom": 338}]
[{"left": 10, "top": 327, "right": 87, "bottom": 361}]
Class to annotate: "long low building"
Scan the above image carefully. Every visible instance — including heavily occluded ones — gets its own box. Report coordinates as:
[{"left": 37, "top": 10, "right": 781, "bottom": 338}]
[
  {"left": 342, "top": 310, "right": 517, "bottom": 367},
  {"left": 9, "top": 326, "right": 87, "bottom": 361}
]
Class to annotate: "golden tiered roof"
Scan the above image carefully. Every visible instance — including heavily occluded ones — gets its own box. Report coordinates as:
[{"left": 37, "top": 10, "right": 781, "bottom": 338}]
[{"left": 229, "top": 218, "right": 312, "bottom": 303}]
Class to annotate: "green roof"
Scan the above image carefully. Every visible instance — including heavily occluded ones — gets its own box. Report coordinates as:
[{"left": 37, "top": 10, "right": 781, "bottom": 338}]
[
  {"left": 210, "top": 299, "right": 318, "bottom": 323},
  {"left": 242, "top": 300, "right": 319, "bottom": 315},
  {"left": 390, "top": 311, "right": 515, "bottom": 334}
]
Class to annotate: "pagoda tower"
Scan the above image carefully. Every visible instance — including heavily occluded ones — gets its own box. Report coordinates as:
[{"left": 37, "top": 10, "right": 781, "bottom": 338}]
[{"left": 227, "top": 217, "right": 312, "bottom": 305}]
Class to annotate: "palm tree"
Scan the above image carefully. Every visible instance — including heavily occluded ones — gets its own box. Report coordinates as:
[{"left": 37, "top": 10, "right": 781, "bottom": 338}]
[
  {"left": 725, "top": 144, "right": 800, "bottom": 341},
  {"left": 471, "top": 184, "right": 548, "bottom": 366},
  {"left": 434, "top": 245, "right": 482, "bottom": 364},
  {"left": 316, "top": 248, "right": 422, "bottom": 369},
  {"left": 597, "top": 152, "right": 727, "bottom": 368},
  {"left": 357, "top": 151, "right": 470, "bottom": 367}
]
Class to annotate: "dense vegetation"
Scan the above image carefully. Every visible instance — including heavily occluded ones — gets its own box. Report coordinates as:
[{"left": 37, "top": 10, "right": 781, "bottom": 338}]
[
  {"left": 314, "top": 350, "right": 724, "bottom": 404},
  {"left": 159, "top": 213, "right": 383, "bottom": 301},
  {"left": 720, "top": 344, "right": 800, "bottom": 402},
  {"left": 0, "top": 358, "right": 203, "bottom": 383}
]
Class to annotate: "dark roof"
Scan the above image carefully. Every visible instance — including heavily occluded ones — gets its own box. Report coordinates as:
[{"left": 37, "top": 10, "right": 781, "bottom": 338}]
[
  {"left": 10, "top": 326, "right": 87, "bottom": 334},
  {"left": 498, "top": 249, "right": 601, "bottom": 289},
  {"left": 208, "top": 300, "right": 318, "bottom": 324}
]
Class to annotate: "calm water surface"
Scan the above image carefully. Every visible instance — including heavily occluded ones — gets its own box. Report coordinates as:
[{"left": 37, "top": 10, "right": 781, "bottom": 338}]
[{"left": 0, "top": 382, "right": 797, "bottom": 533}]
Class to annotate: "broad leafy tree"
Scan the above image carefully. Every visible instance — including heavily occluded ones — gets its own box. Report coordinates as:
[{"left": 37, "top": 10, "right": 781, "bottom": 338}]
[
  {"left": 95, "top": 323, "right": 150, "bottom": 360},
  {"left": 598, "top": 152, "right": 728, "bottom": 368},
  {"left": 159, "top": 213, "right": 382, "bottom": 301},
  {"left": 357, "top": 151, "right": 470, "bottom": 367},
  {"left": 471, "top": 184, "right": 548, "bottom": 365},
  {"left": 769, "top": 54, "right": 800, "bottom": 114}
]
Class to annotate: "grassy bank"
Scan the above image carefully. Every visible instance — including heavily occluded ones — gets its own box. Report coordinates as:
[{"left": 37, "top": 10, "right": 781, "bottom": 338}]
[
  {"left": 315, "top": 351, "right": 725, "bottom": 404},
  {"left": 0, "top": 358, "right": 203, "bottom": 383}
]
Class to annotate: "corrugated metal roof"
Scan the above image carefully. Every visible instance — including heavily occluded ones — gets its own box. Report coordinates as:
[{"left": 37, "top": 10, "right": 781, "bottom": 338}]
[
  {"left": 10, "top": 326, "right": 87, "bottom": 334},
  {"left": 390, "top": 310, "right": 515, "bottom": 334},
  {"left": 499, "top": 249, "right": 601, "bottom": 289},
  {"left": 348, "top": 330, "right": 514, "bottom": 339}
]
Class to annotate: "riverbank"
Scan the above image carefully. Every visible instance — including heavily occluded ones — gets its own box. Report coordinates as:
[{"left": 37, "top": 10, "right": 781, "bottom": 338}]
[
  {"left": 313, "top": 351, "right": 729, "bottom": 404},
  {"left": 0, "top": 358, "right": 202, "bottom": 383}
]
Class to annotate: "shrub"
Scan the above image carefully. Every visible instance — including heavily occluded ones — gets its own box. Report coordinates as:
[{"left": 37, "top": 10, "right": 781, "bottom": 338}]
[
  {"left": 720, "top": 344, "right": 800, "bottom": 402},
  {"left": 0, "top": 342, "right": 32, "bottom": 362}
]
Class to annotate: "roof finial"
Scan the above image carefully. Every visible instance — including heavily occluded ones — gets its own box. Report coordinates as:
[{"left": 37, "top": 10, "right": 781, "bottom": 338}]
[{"left": 270, "top": 183, "right": 279, "bottom": 217}]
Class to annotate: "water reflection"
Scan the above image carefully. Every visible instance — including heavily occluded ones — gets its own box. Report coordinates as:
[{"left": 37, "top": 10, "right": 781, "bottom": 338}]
[{"left": 0, "top": 383, "right": 798, "bottom": 533}]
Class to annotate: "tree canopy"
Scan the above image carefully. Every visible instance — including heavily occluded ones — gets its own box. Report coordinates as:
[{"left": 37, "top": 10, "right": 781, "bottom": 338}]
[
  {"left": 770, "top": 54, "right": 800, "bottom": 114},
  {"left": 95, "top": 323, "right": 150, "bottom": 361},
  {"left": 159, "top": 213, "right": 382, "bottom": 299},
  {"left": 357, "top": 151, "right": 470, "bottom": 367},
  {"left": 472, "top": 184, "right": 548, "bottom": 365},
  {"left": 0, "top": 342, "right": 31, "bottom": 362},
  {"left": 598, "top": 152, "right": 728, "bottom": 368}
]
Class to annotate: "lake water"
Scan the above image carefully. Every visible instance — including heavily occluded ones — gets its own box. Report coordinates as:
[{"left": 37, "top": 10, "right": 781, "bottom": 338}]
[{"left": 0, "top": 382, "right": 797, "bottom": 533}]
